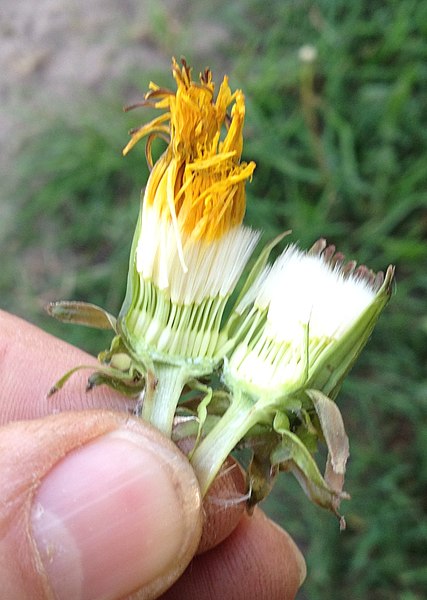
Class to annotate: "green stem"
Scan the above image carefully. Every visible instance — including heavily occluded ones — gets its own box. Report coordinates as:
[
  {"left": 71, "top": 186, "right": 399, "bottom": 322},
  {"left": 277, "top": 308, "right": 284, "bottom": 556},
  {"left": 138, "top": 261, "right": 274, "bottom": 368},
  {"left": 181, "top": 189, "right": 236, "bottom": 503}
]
[
  {"left": 141, "top": 362, "right": 187, "bottom": 437},
  {"left": 190, "top": 391, "right": 260, "bottom": 496}
]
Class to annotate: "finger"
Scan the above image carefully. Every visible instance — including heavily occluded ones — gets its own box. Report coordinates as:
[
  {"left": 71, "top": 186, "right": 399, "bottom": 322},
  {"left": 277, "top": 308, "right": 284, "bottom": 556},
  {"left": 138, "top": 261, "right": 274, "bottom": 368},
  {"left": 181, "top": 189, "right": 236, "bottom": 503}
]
[
  {"left": 0, "top": 310, "right": 135, "bottom": 422},
  {"left": 197, "top": 457, "right": 246, "bottom": 554},
  {"left": 0, "top": 410, "right": 202, "bottom": 600},
  {"left": 161, "top": 508, "right": 306, "bottom": 600},
  {"left": 0, "top": 311, "right": 248, "bottom": 555}
]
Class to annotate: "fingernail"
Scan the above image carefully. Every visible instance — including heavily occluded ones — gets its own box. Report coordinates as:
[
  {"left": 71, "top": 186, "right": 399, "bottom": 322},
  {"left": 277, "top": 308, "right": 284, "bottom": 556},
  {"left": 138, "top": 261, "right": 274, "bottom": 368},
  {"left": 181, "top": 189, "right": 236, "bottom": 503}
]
[{"left": 31, "top": 429, "right": 202, "bottom": 600}]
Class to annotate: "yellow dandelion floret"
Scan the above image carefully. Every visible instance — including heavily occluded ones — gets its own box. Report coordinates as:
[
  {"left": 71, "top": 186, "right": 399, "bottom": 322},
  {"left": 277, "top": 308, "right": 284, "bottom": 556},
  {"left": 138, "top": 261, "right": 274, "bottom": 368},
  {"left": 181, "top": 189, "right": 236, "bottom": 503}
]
[{"left": 123, "top": 58, "right": 256, "bottom": 249}]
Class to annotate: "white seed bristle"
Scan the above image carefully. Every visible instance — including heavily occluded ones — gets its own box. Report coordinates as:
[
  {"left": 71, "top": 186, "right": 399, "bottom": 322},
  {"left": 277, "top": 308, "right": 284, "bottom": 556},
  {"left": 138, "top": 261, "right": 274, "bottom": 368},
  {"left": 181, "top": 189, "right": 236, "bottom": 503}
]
[
  {"left": 257, "top": 245, "right": 376, "bottom": 342},
  {"left": 136, "top": 207, "right": 260, "bottom": 304}
]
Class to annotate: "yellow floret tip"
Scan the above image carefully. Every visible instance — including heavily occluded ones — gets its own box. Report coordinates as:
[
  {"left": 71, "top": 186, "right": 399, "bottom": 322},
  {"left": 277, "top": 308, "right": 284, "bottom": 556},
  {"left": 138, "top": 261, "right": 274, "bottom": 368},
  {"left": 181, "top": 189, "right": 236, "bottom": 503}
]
[{"left": 123, "top": 58, "right": 255, "bottom": 245}]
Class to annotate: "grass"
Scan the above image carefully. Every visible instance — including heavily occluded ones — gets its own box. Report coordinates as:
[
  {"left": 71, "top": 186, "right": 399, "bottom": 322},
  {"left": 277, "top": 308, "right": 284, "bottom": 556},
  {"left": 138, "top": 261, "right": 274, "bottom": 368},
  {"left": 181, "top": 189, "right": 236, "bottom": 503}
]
[
  {"left": 225, "top": 2, "right": 427, "bottom": 598},
  {"left": 2, "top": 1, "right": 427, "bottom": 598}
]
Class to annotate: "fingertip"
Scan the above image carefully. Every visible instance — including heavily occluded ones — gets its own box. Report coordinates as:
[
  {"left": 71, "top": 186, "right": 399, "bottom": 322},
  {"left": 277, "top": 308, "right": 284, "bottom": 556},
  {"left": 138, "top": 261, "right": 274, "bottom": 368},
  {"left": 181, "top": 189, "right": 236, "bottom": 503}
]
[
  {"left": 0, "top": 411, "right": 203, "bottom": 600},
  {"left": 254, "top": 509, "right": 306, "bottom": 589},
  {"left": 161, "top": 507, "right": 305, "bottom": 600},
  {"left": 31, "top": 426, "right": 203, "bottom": 600}
]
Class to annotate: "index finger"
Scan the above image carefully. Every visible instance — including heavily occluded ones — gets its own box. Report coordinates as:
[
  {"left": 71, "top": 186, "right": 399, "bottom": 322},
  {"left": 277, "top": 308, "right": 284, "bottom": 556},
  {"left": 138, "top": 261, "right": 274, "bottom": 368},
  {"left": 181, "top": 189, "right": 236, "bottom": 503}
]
[{"left": 0, "top": 310, "right": 135, "bottom": 424}]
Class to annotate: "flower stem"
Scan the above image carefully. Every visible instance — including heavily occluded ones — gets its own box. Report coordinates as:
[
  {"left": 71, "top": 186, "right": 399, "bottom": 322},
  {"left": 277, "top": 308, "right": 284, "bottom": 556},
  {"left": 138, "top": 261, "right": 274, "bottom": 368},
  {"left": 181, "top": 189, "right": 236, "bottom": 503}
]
[
  {"left": 141, "top": 362, "right": 187, "bottom": 437},
  {"left": 190, "top": 391, "right": 260, "bottom": 496}
]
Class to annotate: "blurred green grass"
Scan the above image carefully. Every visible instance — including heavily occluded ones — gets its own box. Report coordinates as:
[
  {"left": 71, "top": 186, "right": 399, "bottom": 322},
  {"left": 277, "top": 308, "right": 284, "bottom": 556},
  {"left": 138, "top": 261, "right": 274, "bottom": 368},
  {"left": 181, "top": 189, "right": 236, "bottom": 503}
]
[{"left": 2, "top": 1, "right": 426, "bottom": 598}]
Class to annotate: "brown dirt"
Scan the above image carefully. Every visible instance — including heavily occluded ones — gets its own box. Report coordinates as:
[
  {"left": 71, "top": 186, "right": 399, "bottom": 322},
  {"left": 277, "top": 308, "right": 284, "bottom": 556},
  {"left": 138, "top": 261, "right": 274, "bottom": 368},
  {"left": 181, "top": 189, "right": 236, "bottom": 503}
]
[{"left": 0, "top": 0, "right": 229, "bottom": 169}]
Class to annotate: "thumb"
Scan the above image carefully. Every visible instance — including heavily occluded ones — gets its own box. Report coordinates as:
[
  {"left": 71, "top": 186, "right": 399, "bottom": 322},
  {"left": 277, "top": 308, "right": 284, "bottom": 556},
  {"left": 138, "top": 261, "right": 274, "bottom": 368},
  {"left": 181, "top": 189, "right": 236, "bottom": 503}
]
[{"left": 0, "top": 410, "right": 202, "bottom": 600}]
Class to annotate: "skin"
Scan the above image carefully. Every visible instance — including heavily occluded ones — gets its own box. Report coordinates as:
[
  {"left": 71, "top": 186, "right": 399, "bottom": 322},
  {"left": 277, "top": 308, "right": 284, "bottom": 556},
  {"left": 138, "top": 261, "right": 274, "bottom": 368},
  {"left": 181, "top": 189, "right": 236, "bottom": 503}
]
[{"left": 0, "top": 310, "right": 305, "bottom": 599}]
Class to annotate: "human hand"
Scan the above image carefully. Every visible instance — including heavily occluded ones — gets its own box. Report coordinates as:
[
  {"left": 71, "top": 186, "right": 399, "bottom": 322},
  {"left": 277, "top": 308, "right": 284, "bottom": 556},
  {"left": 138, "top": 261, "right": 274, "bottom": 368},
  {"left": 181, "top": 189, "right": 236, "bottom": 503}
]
[{"left": 0, "top": 310, "right": 306, "bottom": 599}]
